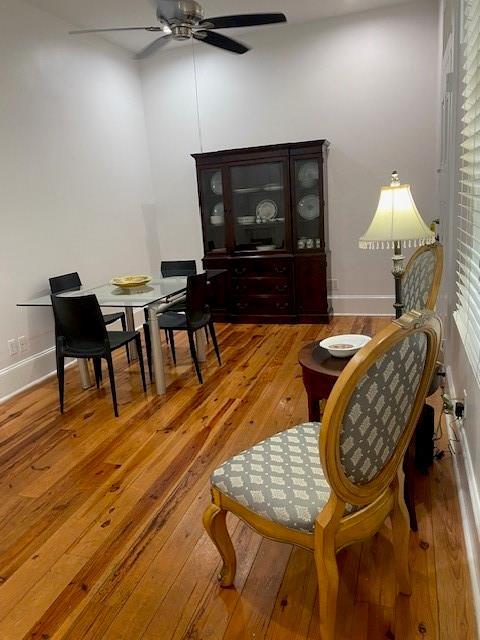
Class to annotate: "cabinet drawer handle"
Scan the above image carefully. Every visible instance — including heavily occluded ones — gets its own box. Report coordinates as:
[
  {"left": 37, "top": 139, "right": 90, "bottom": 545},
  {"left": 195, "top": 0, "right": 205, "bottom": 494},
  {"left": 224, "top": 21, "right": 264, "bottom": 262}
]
[
  {"left": 234, "top": 267, "right": 247, "bottom": 275},
  {"left": 274, "top": 266, "right": 287, "bottom": 274},
  {"left": 276, "top": 301, "right": 289, "bottom": 310},
  {"left": 275, "top": 283, "right": 288, "bottom": 293}
]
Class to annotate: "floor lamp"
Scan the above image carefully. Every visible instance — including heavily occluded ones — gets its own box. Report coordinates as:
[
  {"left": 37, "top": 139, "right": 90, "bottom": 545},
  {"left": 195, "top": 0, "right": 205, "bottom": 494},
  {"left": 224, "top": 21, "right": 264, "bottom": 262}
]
[{"left": 359, "top": 171, "right": 436, "bottom": 319}]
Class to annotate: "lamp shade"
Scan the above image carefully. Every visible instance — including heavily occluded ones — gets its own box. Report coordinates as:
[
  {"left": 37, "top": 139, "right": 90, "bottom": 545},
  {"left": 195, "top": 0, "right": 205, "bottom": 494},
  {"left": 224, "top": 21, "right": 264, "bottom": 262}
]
[{"left": 359, "top": 173, "right": 435, "bottom": 250}]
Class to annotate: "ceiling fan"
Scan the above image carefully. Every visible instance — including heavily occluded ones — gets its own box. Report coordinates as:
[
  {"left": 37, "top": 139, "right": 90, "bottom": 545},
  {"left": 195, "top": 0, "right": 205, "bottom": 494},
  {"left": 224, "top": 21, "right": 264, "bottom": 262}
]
[{"left": 69, "top": 0, "right": 287, "bottom": 59}]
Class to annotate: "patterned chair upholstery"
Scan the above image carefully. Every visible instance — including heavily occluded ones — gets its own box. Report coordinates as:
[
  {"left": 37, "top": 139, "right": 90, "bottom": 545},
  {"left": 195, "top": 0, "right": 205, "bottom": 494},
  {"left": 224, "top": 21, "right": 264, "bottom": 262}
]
[
  {"left": 340, "top": 331, "right": 427, "bottom": 484},
  {"left": 211, "top": 331, "right": 428, "bottom": 532},
  {"left": 402, "top": 247, "right": 436, "bottom": 312},
  {"left": 212, "top": 423, "right": 353, "bottom": 533}
]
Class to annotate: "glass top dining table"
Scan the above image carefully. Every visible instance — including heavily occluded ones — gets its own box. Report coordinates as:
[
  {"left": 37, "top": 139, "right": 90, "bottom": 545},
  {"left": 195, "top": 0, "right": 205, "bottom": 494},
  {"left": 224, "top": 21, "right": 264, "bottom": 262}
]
[
  {"left": 18, "top": 277, "right": 190, "bottom": 308},
  {"left": 18, "top": 270, "right": 225, "bottom": 396}
]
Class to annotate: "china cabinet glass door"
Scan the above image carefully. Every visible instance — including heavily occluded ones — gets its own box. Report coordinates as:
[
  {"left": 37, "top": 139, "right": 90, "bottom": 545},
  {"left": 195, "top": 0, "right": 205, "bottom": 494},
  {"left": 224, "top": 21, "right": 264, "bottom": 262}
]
[
  {"left": 200, "top": 168, "right": 226, "bottom": 253},
  {"left": 293, "top": 158, "right": 323, "bottom": 251},
  {"left": 230, "top": 161, "right": 286, "bottom": 252}
]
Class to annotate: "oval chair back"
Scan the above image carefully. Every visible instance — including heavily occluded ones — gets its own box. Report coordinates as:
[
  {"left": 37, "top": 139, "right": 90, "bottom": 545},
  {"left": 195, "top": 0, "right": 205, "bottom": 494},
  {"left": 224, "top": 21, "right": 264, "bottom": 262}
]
[
  {"left": 402, "top": 243, "right": 443, "bottom": 312},
  {"left": 320, "top": 310, "right": 442, "bottom": 509},
  {"left": 51, "top": 294, "right": 108, "bottom": 353}
]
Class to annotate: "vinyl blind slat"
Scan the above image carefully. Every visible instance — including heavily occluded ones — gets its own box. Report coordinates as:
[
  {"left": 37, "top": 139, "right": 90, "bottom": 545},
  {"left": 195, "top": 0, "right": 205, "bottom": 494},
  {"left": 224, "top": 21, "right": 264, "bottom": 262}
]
[{"left": 456, "top": 0, "right": 480, "bottom": 385}]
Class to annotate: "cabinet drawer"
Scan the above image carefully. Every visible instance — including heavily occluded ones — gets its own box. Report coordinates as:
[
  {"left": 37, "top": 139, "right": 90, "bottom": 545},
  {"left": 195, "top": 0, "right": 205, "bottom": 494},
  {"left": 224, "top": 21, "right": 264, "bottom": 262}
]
[
  {"left": 231, "top": 259, "right": 292, "bottom": 278},
  {"left": 232, "top": 276, "right": 292, "bottom": 296},
  {"left": 233, "top": 295, "right": 293, "bottom": 315}
]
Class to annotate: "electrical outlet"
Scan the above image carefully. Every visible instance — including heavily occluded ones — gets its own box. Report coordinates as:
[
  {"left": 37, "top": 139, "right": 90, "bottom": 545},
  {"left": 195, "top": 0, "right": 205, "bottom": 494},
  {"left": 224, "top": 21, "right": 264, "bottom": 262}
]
[
  {"left": 18, "top": 336, "right": 28, "bottom": 353},
  {"left": 8, "top": 339, "right": 18, "bottom": 356}
]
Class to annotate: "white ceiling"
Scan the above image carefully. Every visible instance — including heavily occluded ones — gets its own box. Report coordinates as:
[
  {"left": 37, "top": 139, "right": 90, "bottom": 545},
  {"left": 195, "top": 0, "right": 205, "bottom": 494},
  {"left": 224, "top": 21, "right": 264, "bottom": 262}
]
[{"left": 26, "top": 0, "right": 416, "bottom": 54}]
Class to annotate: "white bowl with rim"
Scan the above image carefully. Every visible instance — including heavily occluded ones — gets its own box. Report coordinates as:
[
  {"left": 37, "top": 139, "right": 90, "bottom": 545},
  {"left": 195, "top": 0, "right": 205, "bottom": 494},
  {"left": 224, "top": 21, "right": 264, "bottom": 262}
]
[{"left": 319, "top": 334, "right": 371, "bottom": 358}]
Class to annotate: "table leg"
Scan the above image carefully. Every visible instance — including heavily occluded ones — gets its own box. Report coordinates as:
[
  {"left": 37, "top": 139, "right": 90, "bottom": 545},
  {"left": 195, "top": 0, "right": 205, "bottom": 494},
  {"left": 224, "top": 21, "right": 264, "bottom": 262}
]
[
  {"left": 196, "top": 328, "right": 207, "bottom": 363},
  {"left": 148, "top": 304, "right": 166, "bottom": 395},
  {"left": 125, "top": 308, "right": 138, "bottom": 362},
  {"left": 78, "top": 359, "right": 93, "bottom": 390},
  {"left": 307, "top": 390, "right": 321, "bottom": 422}
]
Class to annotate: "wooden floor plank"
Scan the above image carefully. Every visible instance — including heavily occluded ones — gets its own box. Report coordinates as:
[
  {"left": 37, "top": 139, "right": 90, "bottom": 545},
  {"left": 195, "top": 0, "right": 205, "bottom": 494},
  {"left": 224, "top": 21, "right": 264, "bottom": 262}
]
[{"left": 0, "top": 320, "right": 475, "bottom": 640}]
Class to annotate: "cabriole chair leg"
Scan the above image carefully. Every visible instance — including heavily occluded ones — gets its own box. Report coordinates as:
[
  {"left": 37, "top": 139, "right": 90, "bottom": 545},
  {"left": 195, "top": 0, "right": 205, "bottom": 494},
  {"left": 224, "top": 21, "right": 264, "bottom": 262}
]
[{"left": 203, "top": 503, "right": 236, "bottom": 587}]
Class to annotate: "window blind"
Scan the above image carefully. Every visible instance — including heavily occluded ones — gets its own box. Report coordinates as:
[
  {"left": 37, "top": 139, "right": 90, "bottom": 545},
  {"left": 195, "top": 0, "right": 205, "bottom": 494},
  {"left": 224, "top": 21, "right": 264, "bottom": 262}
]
[{"left": 454, "top": 0, "right": 480, "bottom": 384}]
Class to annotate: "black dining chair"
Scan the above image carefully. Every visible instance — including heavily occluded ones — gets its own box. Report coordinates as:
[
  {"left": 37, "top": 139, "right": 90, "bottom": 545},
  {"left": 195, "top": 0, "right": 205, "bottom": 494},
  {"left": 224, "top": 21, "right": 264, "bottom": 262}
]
[
  {"left": 144, "top": 260, "right": 208, "bottom": 356},
  {"left": 49, "top": 272, "right": 130, "bottom": 363},
  {"left": 143, "top": 273, "right": 221, "bottom": 384},
  {"left": 51, "top": 294, "right": 146, "bottom": 417}
]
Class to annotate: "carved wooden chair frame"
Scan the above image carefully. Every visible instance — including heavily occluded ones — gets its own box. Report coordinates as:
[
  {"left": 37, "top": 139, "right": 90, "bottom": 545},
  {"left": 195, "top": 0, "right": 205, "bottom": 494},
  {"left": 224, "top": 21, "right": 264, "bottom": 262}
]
[
  {"left": 203, "top": 310, "right": 442, "bottom": 640},
  {"left": 402, "top": 241, "right": 444, "bottom": 311}
]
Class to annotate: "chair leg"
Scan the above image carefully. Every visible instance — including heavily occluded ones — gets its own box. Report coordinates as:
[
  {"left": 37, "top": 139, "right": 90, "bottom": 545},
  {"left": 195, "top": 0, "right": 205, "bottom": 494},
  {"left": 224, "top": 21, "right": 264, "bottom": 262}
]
[
  {"left": 208, "top": 321, "right": 221, "bottom": 366},
  {"left": 203, "top": 503, "right": 236, "bottom": 587},
  {"left": 135, "top": 334, "right": 147, "bottom": 393},
  {"left": 188, "top": 329, "right": 203, "bottom": 384},
  {"left": 93, "top": 358, "right": 102, "bottom": 389},
  {"left": 164, "top": 329, "right": 169, "bottom": 345},
  {"left": 121, "top": 315, "right": 130, "bottom": 364},
  {"left": 404, "top": 438, "right": 418, "bottom": 531},
  {"left": 205, "top": 326, "right": 209, "bottom": 343},
  {"left": 105, "top": 352, "right": 119, "bottom": 417},
  {"left": 56, "top": 352, "right": 65, "bottom": 413},
  {"left": 144, "top": 325, "right": 152, "bottom": 382},
  {"left": 314, "top": 523, "right": 340, "bottom": 640},
  {"left": 168, "top": 330, "right": 176, "bottom": 365},
  {"left": 391, "top": 469, "right": 412, "bottom": 595}
]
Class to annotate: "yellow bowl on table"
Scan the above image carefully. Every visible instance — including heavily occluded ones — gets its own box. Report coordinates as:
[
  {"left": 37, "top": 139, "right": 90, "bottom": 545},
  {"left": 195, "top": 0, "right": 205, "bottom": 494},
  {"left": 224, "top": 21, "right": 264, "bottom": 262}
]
[{"left": 110, "top": 275, "right": 152, "bottom": 289}]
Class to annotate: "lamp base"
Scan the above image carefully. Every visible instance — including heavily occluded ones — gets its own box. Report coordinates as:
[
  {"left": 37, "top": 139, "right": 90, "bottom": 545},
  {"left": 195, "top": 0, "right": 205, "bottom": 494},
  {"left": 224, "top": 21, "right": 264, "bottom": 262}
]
[{"left": 392, "top": 244, "right": 405, "bottom": 319}]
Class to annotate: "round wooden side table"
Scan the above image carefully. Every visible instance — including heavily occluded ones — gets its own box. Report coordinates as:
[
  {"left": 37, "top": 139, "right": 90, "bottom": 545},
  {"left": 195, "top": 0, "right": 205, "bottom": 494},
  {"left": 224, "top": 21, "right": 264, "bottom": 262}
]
[{"left": 298, "top": 342, "right": 349, "bottom": 421}]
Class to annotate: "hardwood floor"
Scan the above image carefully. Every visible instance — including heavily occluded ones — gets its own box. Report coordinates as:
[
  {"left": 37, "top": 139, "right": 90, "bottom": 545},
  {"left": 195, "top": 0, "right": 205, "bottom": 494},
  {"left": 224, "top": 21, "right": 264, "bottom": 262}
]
[{"left": 0, "top": 318, "right": 475, "bottom": 639}]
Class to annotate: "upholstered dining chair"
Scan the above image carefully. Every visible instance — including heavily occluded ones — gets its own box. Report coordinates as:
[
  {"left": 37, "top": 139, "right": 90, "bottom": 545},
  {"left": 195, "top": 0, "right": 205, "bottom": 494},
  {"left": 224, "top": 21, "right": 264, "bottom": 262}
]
[
  {"left": 203, "top": 310, "right": 441, "bottom": 640},
  {"left": 401, "top": 242, "right": 443, "bottom": 529},
  {"left": 402, "top": 242, "right": 443, "bottom": 314}
]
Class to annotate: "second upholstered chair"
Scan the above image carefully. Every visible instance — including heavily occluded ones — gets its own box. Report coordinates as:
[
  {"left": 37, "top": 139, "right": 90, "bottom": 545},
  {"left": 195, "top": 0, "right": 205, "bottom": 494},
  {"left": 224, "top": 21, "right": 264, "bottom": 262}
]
[{"left": 203, "top": 309, "right": 441, "bottom": 640}]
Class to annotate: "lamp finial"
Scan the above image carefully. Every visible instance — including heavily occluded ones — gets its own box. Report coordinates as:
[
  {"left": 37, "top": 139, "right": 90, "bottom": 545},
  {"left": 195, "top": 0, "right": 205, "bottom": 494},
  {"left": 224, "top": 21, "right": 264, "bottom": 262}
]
[{"left": 391, "top": 170, "right": 400, "bottom": 187}]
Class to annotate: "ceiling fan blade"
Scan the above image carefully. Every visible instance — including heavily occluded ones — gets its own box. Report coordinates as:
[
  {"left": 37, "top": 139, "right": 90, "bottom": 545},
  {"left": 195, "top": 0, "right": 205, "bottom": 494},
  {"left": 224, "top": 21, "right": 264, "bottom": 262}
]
[
  {"left": 199, "top": 13, "right": 286, "bottom": 30},
  {"left": 69, "top": 27, "right": 163, "bottom": 35},
  {"left": 193, "top": 30, "right": 249, "bottom": 54},
  {"left": 134, "top": 34, "right": 173, "bottom": 60}
]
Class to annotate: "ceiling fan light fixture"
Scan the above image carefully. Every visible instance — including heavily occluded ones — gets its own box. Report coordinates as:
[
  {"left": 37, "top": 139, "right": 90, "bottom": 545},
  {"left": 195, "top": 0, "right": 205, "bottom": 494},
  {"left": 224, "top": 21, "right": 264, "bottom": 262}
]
[{"left": 69, "top": 2, "right": 286, "bottom": 58}]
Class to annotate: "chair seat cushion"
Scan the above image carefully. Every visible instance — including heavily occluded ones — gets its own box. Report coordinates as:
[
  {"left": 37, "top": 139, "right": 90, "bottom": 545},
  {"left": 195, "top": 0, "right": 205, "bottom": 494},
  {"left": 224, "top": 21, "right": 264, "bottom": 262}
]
[{"left": 212, "top": 422, "right": 354, "bottom": 533}]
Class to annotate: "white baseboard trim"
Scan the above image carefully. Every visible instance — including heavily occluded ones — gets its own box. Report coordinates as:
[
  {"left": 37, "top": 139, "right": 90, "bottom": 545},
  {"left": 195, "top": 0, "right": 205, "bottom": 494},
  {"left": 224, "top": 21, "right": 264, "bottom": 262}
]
[
  {"left": 0, "top": 309, "right": 146, "bottom": 404},
  {"left": 445, "top": 366, "right": 480, "bottom": 633},
  {"left": 329, "top": 294, "right": 394, "bottom": 316}
]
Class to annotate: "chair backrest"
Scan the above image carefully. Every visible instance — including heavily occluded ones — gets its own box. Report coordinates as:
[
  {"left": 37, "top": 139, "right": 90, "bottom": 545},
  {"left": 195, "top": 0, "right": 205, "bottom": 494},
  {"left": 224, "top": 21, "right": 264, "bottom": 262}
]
[
  {"left": 49, "top": 272, "right": 82, "bottom": 294},
  {"left": 402, "top": 243, "right": 443, "bottom": 312},
  {"left": 161, "top": 260, "right": 197, "bottom": 278},
  {"left": 51, "top": 294, "right": 108, "bottom": 351},
  {"left": 320, "top": 310, "right": 441, "bottom": 508},
  {"left": 185, "top": 273, "right": 209, "bottom": 324}
]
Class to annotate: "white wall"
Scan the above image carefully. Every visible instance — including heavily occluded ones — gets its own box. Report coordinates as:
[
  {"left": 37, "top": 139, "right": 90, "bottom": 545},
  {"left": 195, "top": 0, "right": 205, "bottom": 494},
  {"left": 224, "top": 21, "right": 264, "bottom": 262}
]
[
  {"left": 0, "top": 0, "right": 156, "bottom": 399},
  {"left": 140, "top": 0, "right": 439, "bottom": 314}
]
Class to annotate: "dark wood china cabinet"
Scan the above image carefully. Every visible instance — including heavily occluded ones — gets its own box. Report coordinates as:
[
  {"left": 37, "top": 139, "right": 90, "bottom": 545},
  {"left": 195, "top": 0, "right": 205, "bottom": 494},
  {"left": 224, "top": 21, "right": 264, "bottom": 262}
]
[{"left": 192, "top": 140, "right": 331, "bottom": 324}]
